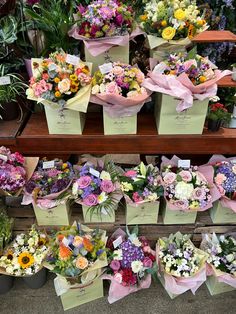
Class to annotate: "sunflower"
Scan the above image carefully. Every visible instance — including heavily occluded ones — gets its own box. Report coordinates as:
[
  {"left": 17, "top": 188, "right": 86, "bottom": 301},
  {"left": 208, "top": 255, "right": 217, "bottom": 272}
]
[
  {"left": 6, "top": 250, "right": 14, "bottom": 261},
  {"left": 18, "top": 252, "right": 35, "bottom": 269},
  {"left": 38, "top": 237, "right": 47, "bottom": 246}
]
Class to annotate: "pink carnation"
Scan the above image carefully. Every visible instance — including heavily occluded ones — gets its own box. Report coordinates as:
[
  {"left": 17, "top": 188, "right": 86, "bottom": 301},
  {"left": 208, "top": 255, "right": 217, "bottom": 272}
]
[{"left": 132, "top": 192, "right": 143, "bottom": 203}]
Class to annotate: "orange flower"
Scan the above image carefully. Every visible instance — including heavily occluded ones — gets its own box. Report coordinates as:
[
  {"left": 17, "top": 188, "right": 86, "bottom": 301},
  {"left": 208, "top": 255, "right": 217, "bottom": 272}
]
[
  {"left": 83, "top": 237, "right": 94, "bottom": 252},
  {"left": 76, "top": 256, "right": 88, "bottom": 269},
  {"left": 42, "top": 73, "right": 49, "bottom": 80},
  {"left": 54, "top": 77, "right": 60, "bottom": 83},
  {"left": 59, "top": 244, "right": 72, "bottom": 261},
  {"left": 57, "top": 234, "right": 65, "bottom": 243},
  {"left": 55, "top": 91, "right": 61, "bottom": 98},
  {"left": 56, "top": 54, "right": 66, "bottom": 63}
]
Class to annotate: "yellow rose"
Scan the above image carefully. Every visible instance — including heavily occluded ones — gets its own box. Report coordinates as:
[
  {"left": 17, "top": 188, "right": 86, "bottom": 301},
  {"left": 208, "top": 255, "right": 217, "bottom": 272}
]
[
  {"left": 76, "top": 256, "right": 88, "bottom": 270},
  {"left": 174, "top": 9, "right": 186, "bottom": 20},
  {"left": 58, "top": 78, "right": 70, "bottom": 94},
  {"left": 162, "top": 27, "right": 176, "bottom": 40}
]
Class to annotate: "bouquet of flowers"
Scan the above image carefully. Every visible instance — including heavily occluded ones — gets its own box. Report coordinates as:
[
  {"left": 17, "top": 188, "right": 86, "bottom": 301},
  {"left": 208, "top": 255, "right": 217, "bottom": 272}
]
[
  {"left": 22, "top": 159, "right": 74, "bottom": 209},
  {"left": 26, "top": 50, "right": 92, "bottom": 115},
  {"left": 91, "top": 62, "right": 151, "bottom": 117},
  {"left": 69, "top": 0, "right": 139, "bottom": 57},
  {"left": 103, "top": 227, "right": 155, "bottom": 303},
  {"left": 72, "top": 161, "right": 121, "bottom": 218},
  {"left": 119, "top": 162, "right": 163, "bottom": 204},
  {"left": 157, "top": 232, "right": 208, "bottom": 296},
  {"left": 143, "top": 49, "right": 231, "bottom": 112},
  {"left": 200, "top": 233, "right": 236, "bottom": 288},
  {"left": 208, "top": 155, "right": 236, "bottom": 213},
  {"left": 0, "top": 146, "right": 38, "bottom": 197},
  {"left": 46, "top": 223, "right": 107, "bottom": 287},
  {"left": 0, "top": 226, "right": 48, "bottom": 277},
  {"left": 161, "top": 156, "right": 220, "bottom": 212},
  {"left": 140, "top": 0, "right": 207, "bottom": 46}
]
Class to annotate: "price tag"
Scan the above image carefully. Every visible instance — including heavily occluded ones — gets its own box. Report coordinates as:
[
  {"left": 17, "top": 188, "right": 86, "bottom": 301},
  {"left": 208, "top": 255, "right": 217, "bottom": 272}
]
[
  {"left": 43, "top": 160, "right": 55, "bottom": 169},
  {"left": 99, "top": 62, "right": 113, "bottom": 74},
  {"left": 66, "top": 54, "right": 80, "bottom": 66},
  {"left": 89, "top": 167, "right": 100, "bottom": 178},
  {"left": 0, "top": 76, "right": 11, "bottom": 85},
  {"left": 178, "top": 159, "right": 191, "bottom": 168},
  {"left": 113, "top": 236, "right": 122, "bottom": 249},
  {"left": 101, "top": 207, "right": 108, "bottom": 216},
  {"left": 62, "top": 237, "right": 70, "bottom": 247},
  {"left": 0, "top": 154, "right": 8, "bottom": 162}
]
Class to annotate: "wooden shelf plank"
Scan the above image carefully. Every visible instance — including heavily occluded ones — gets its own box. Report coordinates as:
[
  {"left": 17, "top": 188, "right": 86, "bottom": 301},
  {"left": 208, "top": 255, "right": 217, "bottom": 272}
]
[
  {"left": 16, "top": 112, "right": 236, "bottom": 155},
  {"left": 192, "top": 30, "right": 236, "bottom": 43},
  {"left": 217, "top": 75, "right": 236, "bottom": 87}
]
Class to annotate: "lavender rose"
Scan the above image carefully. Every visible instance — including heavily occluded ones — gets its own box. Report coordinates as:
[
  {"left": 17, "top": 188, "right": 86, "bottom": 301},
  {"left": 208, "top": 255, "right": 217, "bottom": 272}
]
[
  {"left": 100, "top": 180, "right": 115, "bottom": 193},
  {"left": 163, "top": 172, "right": 176, "bottom": 185},
  {"left": 191, "top": 187, "right": 206, "bottom": 200},
  {"left": 110, "top": 260, "right": 121, "bottom": 271},
  {"left": 77, "top": 176, "right": 92, "bottom": 189},
  {"left": 83, "top": 193, "right": 98, "bottom": 206},
  {"left": 179, "top": 170, "right": 192, "bottom": 182}
]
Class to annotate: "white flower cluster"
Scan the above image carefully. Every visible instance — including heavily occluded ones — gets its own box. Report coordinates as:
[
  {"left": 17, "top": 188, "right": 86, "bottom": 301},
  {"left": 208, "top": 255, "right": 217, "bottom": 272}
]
[{"left": 0, "top": 227, "right": 48, "bottom": 277}]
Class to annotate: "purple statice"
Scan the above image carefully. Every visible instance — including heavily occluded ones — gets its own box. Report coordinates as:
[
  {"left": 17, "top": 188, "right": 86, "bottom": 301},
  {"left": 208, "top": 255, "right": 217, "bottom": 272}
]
[{"left": 119, "top": 240, "right": 144, "bottom": 268}]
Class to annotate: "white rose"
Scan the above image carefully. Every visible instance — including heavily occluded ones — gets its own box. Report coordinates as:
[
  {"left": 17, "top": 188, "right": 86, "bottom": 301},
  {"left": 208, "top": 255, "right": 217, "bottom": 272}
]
[
  {"left": 58, "top": 78, "right": 70, "bottom": 94},
  {"left": 100, "top": 171, "right": 111, "bottom": 180},
  {"left": 226, "top": 254, "right": 234, "bottom": 263},
  {"left": 175, "top": 181, "right": 194, "bottom": 200},
  {"left": 131, "top": 260, "right": 143, "bottom": 273},
  {"left": 113, "top": 249, "right": 123, "bottom": 261},
  {"left": 91, "top": 84, "right": 100, "bottom": 95}
]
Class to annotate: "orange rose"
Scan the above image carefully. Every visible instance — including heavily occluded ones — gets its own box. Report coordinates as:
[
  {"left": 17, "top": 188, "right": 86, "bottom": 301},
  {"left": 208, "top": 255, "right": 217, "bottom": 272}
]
[
  {"left": 59, "top": 245, "right": 72, "bottom": 261},
  {"left": 76, "top": 256, "right": 88, "bottom": 270},
  {"left": 73, "top": 236, "right": 84, "bottom": 247},
  {"left": 83, "top": 237, "right": 94, "bottom": 252}
]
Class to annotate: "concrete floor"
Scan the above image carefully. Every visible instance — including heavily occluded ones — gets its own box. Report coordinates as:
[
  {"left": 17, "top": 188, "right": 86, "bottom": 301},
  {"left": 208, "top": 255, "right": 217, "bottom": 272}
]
[{"left": 0, "top": 273, "right": 235, "bottom": 314}]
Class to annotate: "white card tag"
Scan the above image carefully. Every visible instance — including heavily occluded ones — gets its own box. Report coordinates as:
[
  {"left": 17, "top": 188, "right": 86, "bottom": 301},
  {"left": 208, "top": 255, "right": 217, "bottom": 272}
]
[
  {"left": 113, "top": 236, "right": 123, "bottom": 249},
  {"left": 43, "top": 160, "right": 55, "bottom": 169},
  {"left": 62, "top": 237, "right": 70, "bottom": 247},
  {"left": 101, "top": 207, "right": 108, "bottom": 216},
  {"left": 0, "top": 76, "right": 11, "bottom": 85},
  {"left": 66, "top": 54, "right": 80, "bottom": 66},
  {"left": 0, "top": 154, "right": 8, "bottom": 162},
  {"left": 89, "top": 167, "right": 100, "bottom": 178},
  {"left": 178, "top": 159, "right": 191, "bottom": 168},
  {"left": 99, "top": 62, "right": 113, "bottom": 74}
]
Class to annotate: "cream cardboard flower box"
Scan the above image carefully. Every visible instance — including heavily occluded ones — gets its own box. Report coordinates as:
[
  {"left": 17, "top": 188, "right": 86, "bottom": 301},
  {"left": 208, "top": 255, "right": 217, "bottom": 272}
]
[
  {"left": 103, "top": 110, "right": 137, "bottom": 135},
  {"left": 161, "top": 201, "right": 197, "bottom": 225},
  {"left": 155, "top": 93, "right": 209, "bottom": 135},
  {"left": 126, "top": 201, "right": 160, "bottom": 225},
  {"left": 82, "top": 205, "right": 116, "bottom": 223},
  {"left": 85, "top": 44, "right": 129, "bottom": 74},
  {"left": 44, "top": 106, "right": 86, "bottom": 135},
  {"left": 33, "top": 200, "right": 71, "bottom": 226},
  {"left": 60, "top": 278, "right": 104, "bottom": 311},
  {"left": 206, "top": 276, "right": 235, "bottom": 296},
  {"left": 210, "top": 201, "right": 236, "bottom": 224}
]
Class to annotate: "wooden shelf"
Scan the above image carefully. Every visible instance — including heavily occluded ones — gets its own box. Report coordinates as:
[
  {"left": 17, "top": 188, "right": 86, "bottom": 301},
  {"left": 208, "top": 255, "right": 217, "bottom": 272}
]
[
  {"left": 217, "top": 75, "right": 236, "bottom": 87},
  {"left": 0, "top": 118, "right": 22, "bottom": 148},
  {"left": 15, "top": 112, "right": 236, "bottom": 155},
  {"left": 192, "top": 30, "right": 236, "bottom": 43}
]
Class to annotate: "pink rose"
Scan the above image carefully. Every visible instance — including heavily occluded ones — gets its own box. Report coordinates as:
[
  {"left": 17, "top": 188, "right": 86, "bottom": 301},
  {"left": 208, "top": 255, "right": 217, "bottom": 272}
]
[
  {"left": 136, "top": 71, "right": 145, "bottom": 84},
  {"left": 114, "top": 272, "right": 123, "bottom": 284},
  {"left": 77, "top": 176, "right": 92, "bottom": 188},
  {"left": 214, "top": 173, "right": 227, "bottom": 185},
  {"left": 112, "top": 66, "right": 124, "bottom": 76},
  {"left": 191, "top": 187, "right": 206, "bottom": 200},
  {"left": 143, "top": 257, "right": 153, "bottom": 268},
  {"left": 83, "top": 194, "right": 98, "bottom": 206},
  {"left": 163, "top": 172, "right": 176, "bottom": 185},
  {"left": 100, "top": 180, "right": 115, "bottom": 193},
  {"left": 105, "top": 81, "right": 120, "bottom": 95},
  {"left": 132, "top": 192, "right": 143, "bottom": 203},
  {"left": 179, "top": 170, "right": 192, "bottom": 182},
  {"left": 110, "top": 260, "right": 120, "bottom": 271},
  {"left": 124, "top": 170, "right": 137, "bottom": 178},
  {"left": 173, "top": 199, "right": 189, "bottom": 210}
]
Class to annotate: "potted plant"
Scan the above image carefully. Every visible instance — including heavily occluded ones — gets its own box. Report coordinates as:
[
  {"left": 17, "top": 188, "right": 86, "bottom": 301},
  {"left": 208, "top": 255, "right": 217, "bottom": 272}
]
[
  {"left": 207, "top": 102, "right": 231, "bottom": 131},
  {"left": 0, "top": 65, "right": 27, "bottom": 121},
  {"left": 0, "top": 210, "right": 14, "bottom": 294}
]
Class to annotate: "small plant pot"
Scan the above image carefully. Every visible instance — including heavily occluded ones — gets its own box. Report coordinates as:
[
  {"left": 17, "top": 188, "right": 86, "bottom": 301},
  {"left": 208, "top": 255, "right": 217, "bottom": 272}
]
[
  {"left": 0, "top": 275, "right": 14, "bottom": 294},
  {"left": 0, "top": 101, "right": 19, "bottom": 121},
  {"left": 23, "top": 268, "right": 47, "bottom": 289},
  {"left": 207, "top": 119, "right": 222, "bottom": 132}
]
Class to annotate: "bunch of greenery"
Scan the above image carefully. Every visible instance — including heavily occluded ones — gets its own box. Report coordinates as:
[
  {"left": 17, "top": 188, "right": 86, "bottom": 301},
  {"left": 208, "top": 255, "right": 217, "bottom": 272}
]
[{"left": 0, "top": 210, "right": 14, "bottom": 255}]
